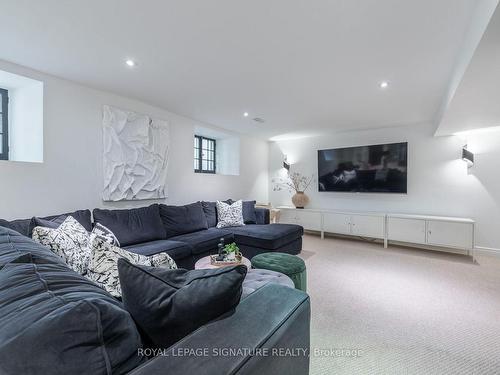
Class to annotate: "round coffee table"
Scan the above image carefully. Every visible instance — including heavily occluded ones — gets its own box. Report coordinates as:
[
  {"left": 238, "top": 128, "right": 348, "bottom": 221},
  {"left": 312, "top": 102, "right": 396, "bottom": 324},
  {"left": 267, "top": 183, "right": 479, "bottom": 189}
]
[{"left": 195, "top": 255, "right": 251, "bottom": 270}]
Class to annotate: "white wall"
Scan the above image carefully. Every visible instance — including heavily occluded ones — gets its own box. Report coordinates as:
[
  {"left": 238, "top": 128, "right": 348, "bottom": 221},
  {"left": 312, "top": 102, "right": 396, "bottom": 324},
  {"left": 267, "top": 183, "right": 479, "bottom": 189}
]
[
  {"left": 269, "top": 123, "right": 500, "bottom": 250},
  {"left": 0, "top": 60, "right": 268, "bottom": 220}
]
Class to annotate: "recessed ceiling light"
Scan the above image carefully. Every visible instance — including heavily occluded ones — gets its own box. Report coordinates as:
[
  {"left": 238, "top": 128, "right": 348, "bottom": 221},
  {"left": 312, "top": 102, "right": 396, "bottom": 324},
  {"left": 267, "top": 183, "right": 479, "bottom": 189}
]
[
  {"left": 380, "top": 81, "right": 389, "bottom": 89},
  {"left": 243, "top": 112, "right": 249, "bottom": 117},
  {"left": 125, "top": 59, "right": 136, "bottom": 67}
]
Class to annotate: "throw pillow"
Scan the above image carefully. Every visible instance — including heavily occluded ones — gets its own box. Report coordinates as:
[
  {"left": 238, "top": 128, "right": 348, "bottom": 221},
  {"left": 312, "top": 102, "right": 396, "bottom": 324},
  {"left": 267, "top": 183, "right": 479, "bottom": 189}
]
[
  {"left": 86, "top": 236, "right": 177, "bottom": 298},
  {"left": 32, "top": 215, "right": 67, "bottom": 229},
  {"left": 159, "top": 202, "right": 208, "bottom": 238},
  {"left": 90, "top": 222, "right": 120, "bottom": 246},
  {"left": 216, "top": 200, "right": 245, "bottom": 228},
  {"left": 32, "top": 216, "right": 92, "bottom": 275},
  {"left": 118, "top": 259, "right": 246, "bottom": 348},
  {"left": 242, "top": 200, "right": 257, "bottom": 224}
]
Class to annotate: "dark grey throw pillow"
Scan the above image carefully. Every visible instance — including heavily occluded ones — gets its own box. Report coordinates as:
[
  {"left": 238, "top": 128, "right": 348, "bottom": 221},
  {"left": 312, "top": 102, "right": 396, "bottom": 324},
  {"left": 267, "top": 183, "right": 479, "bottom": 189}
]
[
  {"left": 242, "top": 200, "right": 257, "bottom": 224},
  {"left": 33, "top": 215, "right": 67, "bottom": 229},
  {"left": 118, "top": 259, "right": 247, "bottom": 348}
]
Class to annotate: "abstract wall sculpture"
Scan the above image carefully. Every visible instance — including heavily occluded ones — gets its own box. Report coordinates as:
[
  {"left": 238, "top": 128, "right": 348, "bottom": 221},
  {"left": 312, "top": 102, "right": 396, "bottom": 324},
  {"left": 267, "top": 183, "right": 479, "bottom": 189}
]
[{"left": 102, "top": 105, "right": 169, "bottom": 201}]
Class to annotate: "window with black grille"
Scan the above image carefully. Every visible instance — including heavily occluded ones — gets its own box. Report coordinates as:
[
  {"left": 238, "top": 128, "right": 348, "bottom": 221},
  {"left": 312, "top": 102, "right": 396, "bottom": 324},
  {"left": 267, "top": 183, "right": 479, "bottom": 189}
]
[
  {"left": 194, "top": 135, "right": 216, "bottom": 173},
  {"left": 0, "top": 88, "right": 8, "bottom": 160}
]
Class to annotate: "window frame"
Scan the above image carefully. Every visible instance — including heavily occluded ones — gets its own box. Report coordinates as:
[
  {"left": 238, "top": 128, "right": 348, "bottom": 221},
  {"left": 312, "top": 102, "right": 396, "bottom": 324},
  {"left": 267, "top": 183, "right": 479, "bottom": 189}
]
[
  {"left": 0, "top": 88, "right": 8, "bottom": 161},
  {"left": 194, "top": 135, "right": 216, "bottom": 174}
]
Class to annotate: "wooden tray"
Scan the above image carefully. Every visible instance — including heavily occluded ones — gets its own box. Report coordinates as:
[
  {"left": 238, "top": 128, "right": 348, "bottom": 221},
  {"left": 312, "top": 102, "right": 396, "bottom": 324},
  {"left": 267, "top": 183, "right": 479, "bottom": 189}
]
[{"left": 209, "top": 254, "right": 242, "bottom": 266}]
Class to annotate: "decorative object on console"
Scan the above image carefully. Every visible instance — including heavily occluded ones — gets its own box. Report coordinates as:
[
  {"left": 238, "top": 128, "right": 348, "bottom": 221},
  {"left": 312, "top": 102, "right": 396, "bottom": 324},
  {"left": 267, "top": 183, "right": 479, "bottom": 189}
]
[
  {"left": 273, "top": 171, "right": 314, "bottom": 209},
  {"left": 216, "top": 200, "right": 245, "bottom": 228},
  {"left": 102, "top": 105, "right": 170, "bottom": 201}
]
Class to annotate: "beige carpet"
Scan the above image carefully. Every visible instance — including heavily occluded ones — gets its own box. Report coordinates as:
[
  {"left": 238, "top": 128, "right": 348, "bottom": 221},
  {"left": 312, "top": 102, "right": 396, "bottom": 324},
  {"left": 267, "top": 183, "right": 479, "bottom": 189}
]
[{"left": 298, "top": 234, "right": 500, "bottom": 375}]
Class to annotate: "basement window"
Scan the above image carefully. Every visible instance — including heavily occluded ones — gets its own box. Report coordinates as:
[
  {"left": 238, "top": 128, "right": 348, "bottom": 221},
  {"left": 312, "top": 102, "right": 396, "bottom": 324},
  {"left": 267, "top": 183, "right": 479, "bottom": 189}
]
[
  {"left": 0, "top": 88, "right": 8, "bottom": 160},
  {"left": 0, "top": 69, "right": 44, "bottom": 163},
  {"left": 194, "top": 135, "right": 216, "bottom": 173}
]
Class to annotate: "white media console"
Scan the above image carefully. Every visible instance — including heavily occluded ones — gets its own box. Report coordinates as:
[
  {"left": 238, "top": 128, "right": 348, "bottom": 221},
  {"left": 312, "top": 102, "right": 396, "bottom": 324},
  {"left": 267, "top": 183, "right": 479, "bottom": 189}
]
[{"left": 277, "top": 207, "right": 475, "bottom": 260}]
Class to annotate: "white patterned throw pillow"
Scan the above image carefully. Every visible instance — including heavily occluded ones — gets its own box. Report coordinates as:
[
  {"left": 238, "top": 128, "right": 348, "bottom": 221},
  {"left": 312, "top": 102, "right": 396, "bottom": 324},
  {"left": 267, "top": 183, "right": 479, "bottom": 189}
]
[
  {"left": 86, "top": 236, "right": 177, "bottom": 297},
  {"left": 32, "top": 216, "right": 92, "bottom": 275},
  {"left": 90, "top": 222, "right": 120, "bottom": 246},
  {"left": 216, "top": 200, "right": 245, "bottom": 228}
]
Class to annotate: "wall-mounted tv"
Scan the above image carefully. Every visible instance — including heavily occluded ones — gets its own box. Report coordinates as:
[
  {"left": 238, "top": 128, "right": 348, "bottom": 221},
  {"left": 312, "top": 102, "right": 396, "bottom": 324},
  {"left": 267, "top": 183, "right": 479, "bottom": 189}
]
[{"left": 318, "top": 142, "right": 408, "bottom": 193}]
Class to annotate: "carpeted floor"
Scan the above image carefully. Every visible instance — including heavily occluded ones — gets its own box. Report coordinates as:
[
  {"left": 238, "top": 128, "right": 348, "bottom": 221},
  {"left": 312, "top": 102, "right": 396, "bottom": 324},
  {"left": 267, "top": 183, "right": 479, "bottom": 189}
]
[{"left": 298, "top": 234, "right": 500, "bottom": 375}]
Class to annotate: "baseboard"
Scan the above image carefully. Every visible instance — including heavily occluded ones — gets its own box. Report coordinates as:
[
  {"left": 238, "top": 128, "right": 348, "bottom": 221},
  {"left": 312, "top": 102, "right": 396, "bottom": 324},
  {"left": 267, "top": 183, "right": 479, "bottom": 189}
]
[{"left": 474, "top": 246, "right": 500, "bottom": 257}]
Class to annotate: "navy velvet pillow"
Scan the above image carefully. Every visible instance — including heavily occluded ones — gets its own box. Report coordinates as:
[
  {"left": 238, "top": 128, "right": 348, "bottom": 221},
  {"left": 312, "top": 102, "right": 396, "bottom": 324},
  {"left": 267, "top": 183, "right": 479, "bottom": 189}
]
[
  {"left": 93, "top": 204, "right": 166, "bottom": 247},
  {"left": 159, "top": 202, "right": 208, "bottom": 238},
  {"left": 118, "top": 259, "right": 246, "bottom": 349},
  {"left": 32, "top": 215, "right": 66, "bottom": 229},
  {"left": 242, "top": 200, "right": 257, "bottom": 224},
  {"left": 201, "top": 201, "right": 217, "bottom": 228},
  {"left": 36, "top": 209, "right": 93, "bottom": 232}
]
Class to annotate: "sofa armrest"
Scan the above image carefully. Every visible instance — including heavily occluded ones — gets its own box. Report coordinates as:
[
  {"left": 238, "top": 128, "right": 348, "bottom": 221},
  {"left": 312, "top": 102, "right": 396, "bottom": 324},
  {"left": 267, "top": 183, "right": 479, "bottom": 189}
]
[
  {"left": 129, "top": 284, "right": 310, "bottom": 375},
  {"left": 255, "top": 207, "right": 270, "bottom": 224}
]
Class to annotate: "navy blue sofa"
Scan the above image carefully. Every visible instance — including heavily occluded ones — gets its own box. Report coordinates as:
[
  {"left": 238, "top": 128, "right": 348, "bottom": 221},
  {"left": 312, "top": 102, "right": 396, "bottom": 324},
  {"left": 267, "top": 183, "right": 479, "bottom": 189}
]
[
  {"left": 0, "top": 200, "right": 303, "bottom": 269},
  {"left": 0, "top": 226, "right": 310, "bottom": 375}
]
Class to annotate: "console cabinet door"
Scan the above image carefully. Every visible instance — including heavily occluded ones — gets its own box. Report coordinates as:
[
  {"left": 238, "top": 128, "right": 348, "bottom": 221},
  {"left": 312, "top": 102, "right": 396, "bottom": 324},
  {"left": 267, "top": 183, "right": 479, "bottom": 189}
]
[
  {"left": 279, "top": 210, "right": 321, "bottom": 231},
  {"left": 323, "top": 213, "right": 351, "bottom": 235},
  {"left": 350, "top": 215, "right": 385, "bottom": 239},
  {"left": 387, "top": 217, "right": 426, "bottom": 244},
  {"left": 427, "top": 221, "right": 473, "bottom": 249}
]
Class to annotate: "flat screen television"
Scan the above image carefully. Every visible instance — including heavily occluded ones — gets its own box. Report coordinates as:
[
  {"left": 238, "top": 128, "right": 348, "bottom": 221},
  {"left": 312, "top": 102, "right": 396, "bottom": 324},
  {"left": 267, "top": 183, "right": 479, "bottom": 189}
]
[{"left": 318, "top": 142, "right": 408, "bottom": 193}]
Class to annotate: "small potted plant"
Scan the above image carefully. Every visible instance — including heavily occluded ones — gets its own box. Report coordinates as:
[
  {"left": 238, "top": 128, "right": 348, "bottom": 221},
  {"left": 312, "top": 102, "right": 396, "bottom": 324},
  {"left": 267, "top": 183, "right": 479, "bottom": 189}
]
[{"left": 223, "top": 242, "right": 241, "bottom": 261}]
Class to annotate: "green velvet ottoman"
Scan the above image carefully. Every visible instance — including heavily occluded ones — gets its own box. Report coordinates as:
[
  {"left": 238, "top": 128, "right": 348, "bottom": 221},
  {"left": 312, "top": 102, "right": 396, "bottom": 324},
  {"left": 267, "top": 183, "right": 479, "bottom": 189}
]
[{"left": 251, "top": 252, "right": 307, "bottom": 292}]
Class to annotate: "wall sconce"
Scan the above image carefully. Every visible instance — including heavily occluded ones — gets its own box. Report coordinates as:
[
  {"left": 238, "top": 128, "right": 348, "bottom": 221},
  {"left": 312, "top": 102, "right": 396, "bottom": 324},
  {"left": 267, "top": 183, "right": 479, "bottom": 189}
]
[
  {"left": 462, "top": 145, "right": 474, "bottom": 167},
  {"left": 283, "top": 155, "right": 290, "bottom": 171}
]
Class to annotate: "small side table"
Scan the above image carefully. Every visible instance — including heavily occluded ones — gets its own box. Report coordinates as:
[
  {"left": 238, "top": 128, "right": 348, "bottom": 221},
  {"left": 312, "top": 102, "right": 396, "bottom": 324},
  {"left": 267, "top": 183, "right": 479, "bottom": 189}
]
[{"left": 195, "top": 255, "right": 252, "bottom": 270}]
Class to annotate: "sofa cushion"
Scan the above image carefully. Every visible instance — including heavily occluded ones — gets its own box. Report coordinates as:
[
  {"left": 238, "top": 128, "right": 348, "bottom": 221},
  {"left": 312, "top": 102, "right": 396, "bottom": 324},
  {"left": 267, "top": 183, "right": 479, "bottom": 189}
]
[
  {"left": 0, "top": 229, "right": 145, "bottom": 375},
  {"left": 93, "top": 204, "right": 166, "bottom": 246},
  {"left": 0, "top": 218, "right": 33, "bottom": 237},
  {"left": 1, "top": 209, "right": 92, "bottom": 238},
  {"left": 201, "top": 201, "right": 217, "bottom": 227},
  {"left": 159, "top": 202, "right": 208, "bottom": 238},
  {"left": 124, "top": 240, "right": 192, "bottom": 260},
  {"left": 242, "top": 200, "right": 257, "bottom": 224},
  {"left": 118, "top": 259, "right": 246, "bottom": 349},
  {"left": 34, "top": 209, "right": 93, "bottom": 232},
  {"left": 170, "top": 228, "right": 234, "bottom": 255},
  {"left": 0, "top": 227, "right": 66, "bottom": 267},
  {"left": 229, "top": 224, "right": 304, "bottom": 250}
]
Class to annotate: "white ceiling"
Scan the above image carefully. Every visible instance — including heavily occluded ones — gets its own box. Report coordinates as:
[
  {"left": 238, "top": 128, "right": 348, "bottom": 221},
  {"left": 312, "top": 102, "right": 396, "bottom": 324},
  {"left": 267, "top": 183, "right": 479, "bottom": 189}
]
[
  {"left": 0, "top": 0, "right": 488, "bottom": 139},
  {"left": 437, "top": 3, "right": 500, "bottom": 135}
]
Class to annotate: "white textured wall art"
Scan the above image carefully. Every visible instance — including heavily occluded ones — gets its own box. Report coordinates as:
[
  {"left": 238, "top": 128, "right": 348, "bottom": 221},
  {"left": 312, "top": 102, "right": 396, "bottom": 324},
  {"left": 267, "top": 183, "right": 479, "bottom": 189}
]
[{"left": 102, "top": 105, "right": 169, "bottom": 201}]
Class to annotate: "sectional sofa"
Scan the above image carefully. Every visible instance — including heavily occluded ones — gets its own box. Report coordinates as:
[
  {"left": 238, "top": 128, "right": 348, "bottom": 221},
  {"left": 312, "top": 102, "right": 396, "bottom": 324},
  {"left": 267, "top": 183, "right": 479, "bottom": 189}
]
[
  {"left": 0, "top": 225, "right": 311, "bottom": 375},
  {"left": 0, "top": 200, "right": 304, "bottom": 269}
]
